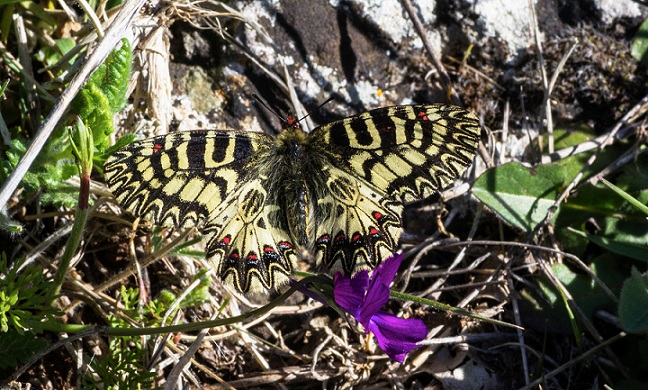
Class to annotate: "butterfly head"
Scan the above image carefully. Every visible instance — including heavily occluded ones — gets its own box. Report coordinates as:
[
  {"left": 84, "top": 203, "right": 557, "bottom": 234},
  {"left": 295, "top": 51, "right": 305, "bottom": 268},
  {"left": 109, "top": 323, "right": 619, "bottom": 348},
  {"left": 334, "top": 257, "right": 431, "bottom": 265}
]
[{"left": 283, "top": 111, "right": 301, "bottom": 131}]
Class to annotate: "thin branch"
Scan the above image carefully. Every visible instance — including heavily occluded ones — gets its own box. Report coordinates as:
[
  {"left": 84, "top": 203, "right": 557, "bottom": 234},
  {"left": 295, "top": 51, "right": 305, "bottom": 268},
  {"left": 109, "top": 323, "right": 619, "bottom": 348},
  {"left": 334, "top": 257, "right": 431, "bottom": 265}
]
[
  {"left": 401, "top": 0, "right": 462, "bottom": 106},
  {"left": 537, "top": 36, "right": 580, "bottom": 164},
  {"left": 4, "top": 326, "right": 109, "bottom": 385}
]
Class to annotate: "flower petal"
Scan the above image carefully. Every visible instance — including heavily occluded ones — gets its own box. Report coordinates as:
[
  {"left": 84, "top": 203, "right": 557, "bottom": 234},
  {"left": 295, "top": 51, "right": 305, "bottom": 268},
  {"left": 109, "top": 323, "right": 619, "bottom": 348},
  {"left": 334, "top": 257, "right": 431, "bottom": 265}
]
[
  {"left": 357, "top": 253, "right": 404, "bottom": 325},
  {"left": 367, "top": 311, "right": 428, "bottom": 363},
  {"left": 334, "top": 271, "right": 369, "bottom": 316},
  {"left": 367, "top": 253, "right": 403, "bottom": 302},
  {"left": 357, "top": 280, "right": 390, "bottom": 327},
  {"left": 375, "top": 253, "right": 403, "bottom": 286}
]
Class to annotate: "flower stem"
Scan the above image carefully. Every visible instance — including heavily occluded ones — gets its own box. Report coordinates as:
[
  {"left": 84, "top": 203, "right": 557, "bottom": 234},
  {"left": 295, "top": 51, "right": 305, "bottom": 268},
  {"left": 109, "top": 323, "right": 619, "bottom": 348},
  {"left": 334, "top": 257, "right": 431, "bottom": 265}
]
[{"left": 50, "top": 118, "right": 92, "bottom": 302}]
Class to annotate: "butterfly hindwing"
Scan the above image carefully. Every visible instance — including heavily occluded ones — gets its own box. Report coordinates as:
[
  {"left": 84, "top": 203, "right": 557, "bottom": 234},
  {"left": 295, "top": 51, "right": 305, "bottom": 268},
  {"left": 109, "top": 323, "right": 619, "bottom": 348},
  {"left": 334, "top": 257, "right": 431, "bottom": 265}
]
[
  {"left": 203, "top": 178, "right": 298, "bottom": 293},
  {"left": 311, "top": 165, "right": 402, "bottom": 274}
]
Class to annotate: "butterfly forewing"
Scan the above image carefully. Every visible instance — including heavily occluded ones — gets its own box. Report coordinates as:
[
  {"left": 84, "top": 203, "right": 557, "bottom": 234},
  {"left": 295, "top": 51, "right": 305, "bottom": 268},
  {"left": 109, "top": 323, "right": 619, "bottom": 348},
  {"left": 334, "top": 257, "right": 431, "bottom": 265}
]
[
  {"left": 104, "top": 131, "right": 266, "bottom": 227},
  {"left": 314, "top": 104, "right": 481, "bottom": 202},
  {"left": 203, "top": 178, "right": 298, "bottom": 293}
]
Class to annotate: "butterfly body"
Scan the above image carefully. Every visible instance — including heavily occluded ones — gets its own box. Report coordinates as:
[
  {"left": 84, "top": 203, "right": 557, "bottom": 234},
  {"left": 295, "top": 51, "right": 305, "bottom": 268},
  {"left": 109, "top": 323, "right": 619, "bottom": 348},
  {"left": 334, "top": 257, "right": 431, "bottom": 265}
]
[{"left": 104, "top": 104, "right": 480, "bottom": 293}]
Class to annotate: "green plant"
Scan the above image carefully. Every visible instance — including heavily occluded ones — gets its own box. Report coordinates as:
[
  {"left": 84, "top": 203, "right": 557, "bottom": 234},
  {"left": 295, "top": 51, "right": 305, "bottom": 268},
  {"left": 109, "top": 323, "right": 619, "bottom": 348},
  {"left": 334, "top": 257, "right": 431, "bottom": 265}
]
[
  {"left": 0, "top": 36, "right": 135, "bottom": 381},
  {"left": 0, "top": 330, "right": 48, "bottom": 370},
  {"left": 0, "top": 253, "right": 62, "bottom": 335},
  {"left": 0, "top": 39, "right": 133, "bottom": 208},
  {"left": 473, "top": 121, "right": 648, "bottom": 384},
  {"left": 82, "top": 279, "right": 211, "bottom": 389},
  {"left": 82, "top": 335, "right": 157, "bottom": 390}
]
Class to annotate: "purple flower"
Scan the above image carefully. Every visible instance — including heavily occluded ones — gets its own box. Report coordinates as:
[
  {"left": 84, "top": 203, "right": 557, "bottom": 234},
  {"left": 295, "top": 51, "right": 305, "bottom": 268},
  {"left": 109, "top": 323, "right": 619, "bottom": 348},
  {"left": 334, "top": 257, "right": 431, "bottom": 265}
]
[{"left": 334, "top": 253, "right": 428, "bottom": 363}]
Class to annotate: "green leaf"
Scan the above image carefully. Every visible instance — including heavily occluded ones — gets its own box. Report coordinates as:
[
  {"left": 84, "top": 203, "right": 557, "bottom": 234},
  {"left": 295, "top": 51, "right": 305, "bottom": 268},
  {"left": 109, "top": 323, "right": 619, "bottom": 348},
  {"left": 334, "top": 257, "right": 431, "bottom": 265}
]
[
  {"left": 0, "top": 331, "right": 48, "bottom": 369},
  {"left": 473, "top": 162, "right": 568, "bottom": 231},
  {"left": 559, "top": 256, "right": 624, "bottom": 307},
  {"left": 70, "top": 38, "right": 132, "bottom": 152},
  {"left": 555, "top": 181, "right": 648, "bottom": 258},
  {"left": 582, "top": 231, "right": 648, "bottom": 263},
  {"left": 561, "top": 181, "right": 648, "bottom": 262},
  {"left": 180, "top": 269, "right": 211, "bottom": 307},
  {"left": 541, "top": 125, "right": 597, "bottom": 181},
  {"left": 55, "top": 37, "right": 76, "bottom": 56},
  {"left": 617, "top": 163, "right": 648, "bottom": 193},
  {"left": 106, "top": 0, "right": 125, "bottom": 9},
  {"left": 94, "top": 133, "right": 137, "bottom": 174},
  {"left": 619, "top": 269, "right": 648, "bottom": 332},
  {"left": 632, "top": 17, "right": 648, "bottom": 66},
  {"left": 0, "top": 255, "right": 63, "bottom": 334},
  {"left": 69, "top": 117, "right": 94, "bottom": 177},
  {"left": 99, "top": 39, "right": 132, "bottom": 114},
  {"left": 71, "top": 83, "right": 114, "bottom": 150},
  {"left": 38, "top": 38, "right": 77, "bottom": 68},
  {"left": 19, "top": 1, "right": 57, "bottom": 26},
  {"left": 82, "top": 338, "right": 156, "bottom": 389},
  {"left": 537, "top": 125, "right": 625, "bottom": 184},
  {"left": 1, "top": 4, "right": 15, "bottom": 43},
  {"left": 0, "top": 209, "right": 23, "bottom": 237}
]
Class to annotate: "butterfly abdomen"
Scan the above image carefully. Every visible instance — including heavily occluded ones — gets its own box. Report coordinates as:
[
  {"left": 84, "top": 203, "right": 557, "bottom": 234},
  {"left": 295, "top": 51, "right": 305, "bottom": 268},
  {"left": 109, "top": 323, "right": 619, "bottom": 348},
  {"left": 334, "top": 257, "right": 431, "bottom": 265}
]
[{"left": 261, "top": 126, "right": 317, "bottom": 248}]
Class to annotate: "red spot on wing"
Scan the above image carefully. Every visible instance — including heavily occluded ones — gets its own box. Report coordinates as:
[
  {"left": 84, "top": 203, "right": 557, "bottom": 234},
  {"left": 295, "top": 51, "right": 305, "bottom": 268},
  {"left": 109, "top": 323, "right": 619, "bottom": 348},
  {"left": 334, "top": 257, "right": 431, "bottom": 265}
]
[
  {"left": 264, "top": 246, "right": 276, "bottom": 254},
  {"left": 417, "top": 111, "right": 429, "bottom": 121},
  {"left": 221, "top": 235, "right": 231, "bottom": 245},
  {"left": 373, "top": 212, "right": 383, "bottom": 220},
  {"left": 317, "top": 234, "right": 331, "bottom": 244},
  {"left": 153, "top": 143, "right": 163, "bottom": 154},
  {"left": 352, "top": 233, "right": 362, "bottom": 243},
  {"left": 334, "top": 232, "right": 346, "bottom": 243},
  {"left": 369, "top": 227, "right": 379, "bottom": 235},
  {"left": 247, "top": 253, "right": 258, "bottom": 261},
  {"left": 229, "top": 252, "right": 239, "bottom": 260}
]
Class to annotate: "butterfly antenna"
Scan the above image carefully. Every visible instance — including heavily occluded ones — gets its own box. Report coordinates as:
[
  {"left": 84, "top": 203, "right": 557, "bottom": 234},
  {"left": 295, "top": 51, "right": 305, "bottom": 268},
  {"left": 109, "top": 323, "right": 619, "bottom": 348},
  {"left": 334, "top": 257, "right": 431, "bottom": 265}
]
[
  {"left": 252, "top": 94, "right": 285, "bottom": 123},
  {"left": 297, "top": 96, "right": 334, "bottom": 123},
  {"left": 253, "top": 94, "right": 333, "bottom": 127}
]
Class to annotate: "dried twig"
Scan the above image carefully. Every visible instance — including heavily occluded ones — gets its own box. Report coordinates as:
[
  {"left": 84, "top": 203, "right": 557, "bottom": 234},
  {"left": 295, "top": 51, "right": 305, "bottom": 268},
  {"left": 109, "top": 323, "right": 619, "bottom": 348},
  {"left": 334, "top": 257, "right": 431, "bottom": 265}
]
[{"left": 400, "top": 0, "right": 462, "bottom": 106}]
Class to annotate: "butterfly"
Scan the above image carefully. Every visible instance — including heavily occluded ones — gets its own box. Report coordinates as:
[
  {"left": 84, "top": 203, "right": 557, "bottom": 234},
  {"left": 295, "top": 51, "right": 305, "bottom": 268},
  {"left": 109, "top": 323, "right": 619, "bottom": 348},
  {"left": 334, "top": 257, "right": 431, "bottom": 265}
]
[{"left": 104, "top": 104, "right": 480, "bottom": 293}]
